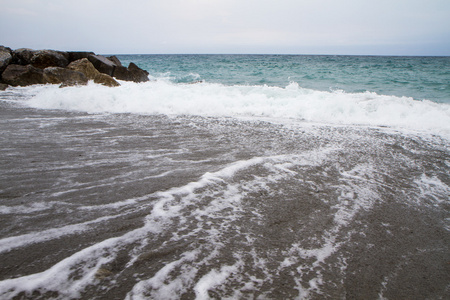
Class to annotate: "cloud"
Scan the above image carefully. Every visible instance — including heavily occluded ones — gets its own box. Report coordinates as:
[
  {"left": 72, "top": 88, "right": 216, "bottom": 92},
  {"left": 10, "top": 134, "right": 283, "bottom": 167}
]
[{"left": 0, "top": 0, "right": 449, "bottom": 55}]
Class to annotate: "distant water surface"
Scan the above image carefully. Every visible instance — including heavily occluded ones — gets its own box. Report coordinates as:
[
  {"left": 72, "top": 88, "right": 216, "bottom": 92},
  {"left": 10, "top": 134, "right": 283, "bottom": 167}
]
[{"left": 117, "top": 55, "right": 450, "bottom": 103}]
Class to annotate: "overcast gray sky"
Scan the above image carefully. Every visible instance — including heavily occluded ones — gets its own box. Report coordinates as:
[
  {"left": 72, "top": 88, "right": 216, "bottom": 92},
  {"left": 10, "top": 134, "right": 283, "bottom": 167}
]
[{"left": 1, "top": 0, "right": 449, "bottom": 55}]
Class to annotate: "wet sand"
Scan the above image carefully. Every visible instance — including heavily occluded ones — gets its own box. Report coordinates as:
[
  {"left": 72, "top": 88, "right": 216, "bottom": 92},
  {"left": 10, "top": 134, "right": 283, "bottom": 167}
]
[{"left": 0, "top": 101, "right": 449, "bottom": 299}]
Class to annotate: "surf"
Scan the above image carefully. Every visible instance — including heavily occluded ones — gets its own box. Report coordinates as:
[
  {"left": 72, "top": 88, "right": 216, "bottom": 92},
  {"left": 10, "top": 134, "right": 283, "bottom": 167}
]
[{"left": 13, "top": 80, "right": 450, "bottom": 139}]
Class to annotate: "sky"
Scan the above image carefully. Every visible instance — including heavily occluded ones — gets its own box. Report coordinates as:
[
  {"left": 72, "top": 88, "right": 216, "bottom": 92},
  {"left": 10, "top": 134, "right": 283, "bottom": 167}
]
[{"left": 1, "top": 0, "right": 449, "bottom": 55}]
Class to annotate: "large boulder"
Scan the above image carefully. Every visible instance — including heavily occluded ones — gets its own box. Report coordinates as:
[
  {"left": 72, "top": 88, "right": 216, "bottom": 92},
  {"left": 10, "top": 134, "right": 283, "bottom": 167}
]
[
  {"left": 43, "top": 67, "right": 88, "bottom": 86},
  {"left": 128, "top": 62, "right": 149, "bottom": 82},
  {"left": 88, "top": 54, "right": 116, "bottom": 76},
  {"left": 1, "top": 64, "right": 47, "bottom": 86},
  {"left": 107, "top": 55, "right": 122, "bottom": 66},
  {"left": 0, "top": 46, "right": 12, "bottom": 74},
  {"left": 112, "top": 62, "right": 149, "bottom": 82},
  {"left": 68, "top": 58, "right": 120, "bottom": 87},
  {"left": 12, "top": 48, "right": 35, "bottom": 65},
  {"left": 30, "top": 50, "right": 69, "bottom": 69},
  {"left": 112, "top": 65, "right": 133, "bottom": 81},
  {"left": 94, "top": 73, "right": 120, "bottom": 87},
  {"left": 0, "top": 83, "right": 8, "bottom": 90},
  {"left": 68, "top": 51, "right": 95, "bottom": 63},
  {"left": 67, "top": 58, "right": 99, "bottom": 80}
]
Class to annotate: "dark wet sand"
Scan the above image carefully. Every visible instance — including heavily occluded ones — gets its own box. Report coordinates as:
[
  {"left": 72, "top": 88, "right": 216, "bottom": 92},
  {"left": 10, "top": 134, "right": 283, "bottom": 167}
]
[{"left": 0, "top": 101, "right": 449, "bottom": 299}]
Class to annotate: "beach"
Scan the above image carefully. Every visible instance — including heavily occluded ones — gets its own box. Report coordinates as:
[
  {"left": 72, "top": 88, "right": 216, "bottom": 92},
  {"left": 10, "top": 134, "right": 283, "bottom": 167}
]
[{"left": 0, "top": 55, "right": 449, "bottom": 299}]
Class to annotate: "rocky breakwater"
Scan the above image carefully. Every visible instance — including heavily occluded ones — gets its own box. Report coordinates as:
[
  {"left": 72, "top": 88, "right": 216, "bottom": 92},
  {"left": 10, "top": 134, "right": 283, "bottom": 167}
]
[{"left": 0, "top": 46, "right": 149, "bottom": 90}]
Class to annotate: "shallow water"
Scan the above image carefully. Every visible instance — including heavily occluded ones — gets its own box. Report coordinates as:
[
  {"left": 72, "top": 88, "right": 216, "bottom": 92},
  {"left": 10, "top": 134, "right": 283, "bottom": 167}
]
[{"left": 0, "top": 99, "right": 448, "bottom": 299}]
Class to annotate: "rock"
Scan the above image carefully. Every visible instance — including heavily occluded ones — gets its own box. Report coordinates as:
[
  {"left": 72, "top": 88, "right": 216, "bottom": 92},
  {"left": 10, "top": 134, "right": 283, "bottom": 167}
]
[
  {"left": 0, "top": 46, "right": 12, "bottom": 52},
  {"left": 128, "top": 62, "right": 149, "bottom": 82},
  {"left": 59, "top": 51, "right": 70, "bottom": 61},
  {"left": 43, "top": 67, "right": 88, "bottom": 86},
  {"left": 88, "top": 55, "right": 116, "bottom": 76},
  {"left": 12, "top": 48, "right": 35, "bottom": 65},
  {"left": 112, "top": 65, "right": 132, "bottom": 81},
  {"left": 0, "top": 46, "right": 136, "bottom": 88},
  {"left": 68, "top": 51, "right": 95, "bottom": 63},
  {"left": 1, "top": 64, "right": 47, "bottom": 86},
  {"left": 107, "top": 55, "right": 122, "bottom": 67},
  {"left": 112, "top": 62, "right": 149, "bottom": 83},
  {"left": 31, "top": 50, "right": 69, "bottom": 69},
  {"left": 68, "top": 58, "right": 120, "bottom": 87},
  {"left": 94, "top": 73, "right": 120, "bottom": 87},
  {"left": 67, "top": 58, "right": 99, "bottom": 80},
  {"left": 0, "top": 46, "right": 13, "bottom": 74},
  {"left": 0, "top": 83, "right": 8, "bottom": 90}
]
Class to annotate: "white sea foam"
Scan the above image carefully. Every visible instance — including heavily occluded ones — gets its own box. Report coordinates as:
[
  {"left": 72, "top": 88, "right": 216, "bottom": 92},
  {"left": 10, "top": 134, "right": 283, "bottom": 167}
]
[
  {"left": 0, "top": 215, "right": 116, "bottom": 253},
  {"left": 0, "top": 125, "right": 447, "bottom": 299},
  {"left": 194, "top": 264, "right": 241, "bottom": 300},
  {"left": 17, "top": 81, "right": 450, "bottom": 139},
  {"left": 0, "top": 154, "right": 290, "bottom": 298},
  {"left": 413, "top": 174, "right": 450, "bottom": 207},
  {"left": 0, "top": 201, "right": 66, "bottom": 214},
  {"left": 0, "top": 226, "right": 149, "bottom": 299},
  {"left": 126, "top": 250, "right": 201, "bottom": 300}
]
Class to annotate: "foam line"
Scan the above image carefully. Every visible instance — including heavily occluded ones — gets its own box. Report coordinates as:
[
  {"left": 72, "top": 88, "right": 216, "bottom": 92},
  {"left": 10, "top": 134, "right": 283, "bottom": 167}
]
[
  {"left": 0, "top": 215, "right": 116, "bottom": 253},
  {"left": 15, "top": 82, "right": 450, "bottom": 139}
]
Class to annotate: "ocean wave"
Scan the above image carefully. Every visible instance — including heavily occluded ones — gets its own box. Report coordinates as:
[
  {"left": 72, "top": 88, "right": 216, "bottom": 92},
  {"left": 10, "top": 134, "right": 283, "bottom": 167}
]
[{"left": 14, "top": 80, "right": 450, "bottom": 138}]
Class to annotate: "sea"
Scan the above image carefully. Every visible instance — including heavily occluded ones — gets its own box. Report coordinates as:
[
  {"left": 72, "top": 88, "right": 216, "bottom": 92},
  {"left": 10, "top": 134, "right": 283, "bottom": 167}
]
[{"left": 0, "top": 55, "right": 449, "bottom": 299}]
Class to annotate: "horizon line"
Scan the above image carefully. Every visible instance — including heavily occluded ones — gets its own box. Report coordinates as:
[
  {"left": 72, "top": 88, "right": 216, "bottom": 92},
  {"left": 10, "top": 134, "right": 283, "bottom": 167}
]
[{"left": 105, "top": 53, "right": 450, "bottom": 58}]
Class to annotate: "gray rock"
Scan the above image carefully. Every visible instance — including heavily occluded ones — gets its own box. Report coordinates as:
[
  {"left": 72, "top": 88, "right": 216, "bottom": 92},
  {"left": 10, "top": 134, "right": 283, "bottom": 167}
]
[
  {"left": 128, "top": 62, "right": 149, "bottom": 82},
  {"left": 0, "top": 46, "right": 12, "bottom": 73},
  {"left": 1, "top": 64, "right": 47, "bottom": 86},
  {"left": 112, "top": 62, "right": 149, "bottom": 83},
  {"left": 58, "top": 51, "right": 70, "bottom": 62},
  {"left": 0, "top": 46, "right": 143, "bottom": 88},
  {"left": 12, "top": 48, "right": 35, "bottom": 65},
  {"left": 88, "top": 55, "right": 116, "bottom": 76},
  {"left": 112, "top": 65, "right": 132, "bottom": 81},
  {"left": 68, "top": 51, "right": 95, "bottom": 63},
  {"left": 43, "top": 67, "right": 88, "bottom": 86},
  {"left": 0, "top": 46, "right": 12, "bottom": 52},
  {"left": 30, "top": 50, "right": 69, "bottom": 69},
  {"left": 107, "top": 55, "right": 122, "bottom": 67},
  {"left": 0, "top": 83, "right": 8, "bottom": 90}
]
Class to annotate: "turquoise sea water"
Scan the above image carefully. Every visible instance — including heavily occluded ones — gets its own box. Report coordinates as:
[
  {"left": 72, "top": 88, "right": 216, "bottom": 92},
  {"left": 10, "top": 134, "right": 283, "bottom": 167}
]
[{"left": 117, "top": 55, "right": 450, "bottom": 104}]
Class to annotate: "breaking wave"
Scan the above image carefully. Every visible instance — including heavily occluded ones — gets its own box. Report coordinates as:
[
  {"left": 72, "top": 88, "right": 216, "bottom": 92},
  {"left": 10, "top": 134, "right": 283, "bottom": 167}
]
[{"left": 13, "top": 80, "right": 450, "bottom": 138}]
